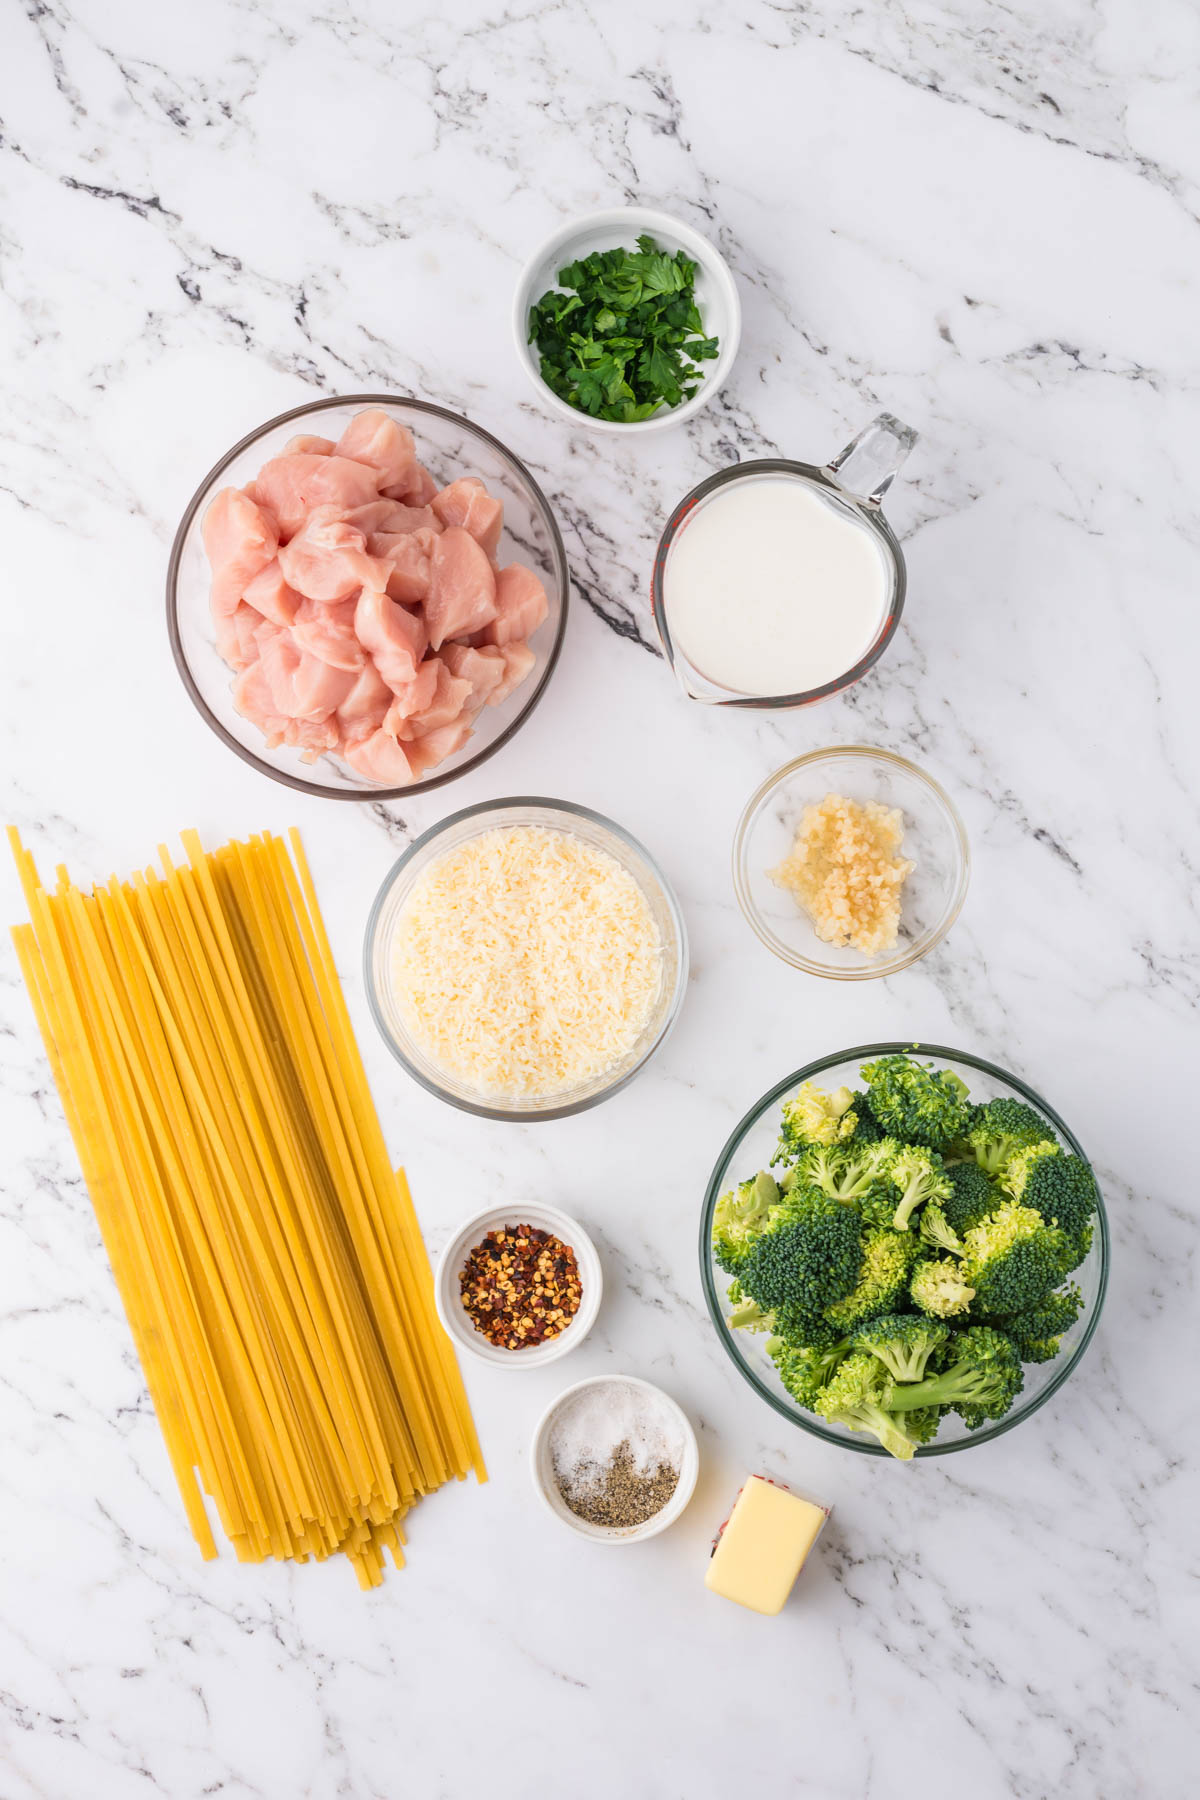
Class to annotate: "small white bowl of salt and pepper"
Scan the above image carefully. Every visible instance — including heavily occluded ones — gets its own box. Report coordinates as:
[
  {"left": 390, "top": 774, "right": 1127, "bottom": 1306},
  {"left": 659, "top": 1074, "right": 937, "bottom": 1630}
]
[{"left": 530, "top": 1373, "right": 700, "bottom": 1543}]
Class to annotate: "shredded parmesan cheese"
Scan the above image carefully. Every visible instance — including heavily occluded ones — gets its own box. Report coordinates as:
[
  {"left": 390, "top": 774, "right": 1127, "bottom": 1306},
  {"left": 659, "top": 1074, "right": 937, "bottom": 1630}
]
[{"left": 389, "top": 826, "right": 664, "bottom": 1098}]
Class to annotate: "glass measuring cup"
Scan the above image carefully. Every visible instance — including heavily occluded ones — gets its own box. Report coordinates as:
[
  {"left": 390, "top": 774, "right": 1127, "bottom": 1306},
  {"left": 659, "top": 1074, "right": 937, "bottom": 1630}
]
[{"left": 650, "top": 413, "right": 917, "bottom": 708}]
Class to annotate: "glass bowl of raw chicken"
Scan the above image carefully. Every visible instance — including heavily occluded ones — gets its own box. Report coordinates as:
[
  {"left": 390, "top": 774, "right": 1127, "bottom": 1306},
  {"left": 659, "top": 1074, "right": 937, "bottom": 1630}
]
[{"left": 167, "top": 396, "right": 569, "bottom": 797}]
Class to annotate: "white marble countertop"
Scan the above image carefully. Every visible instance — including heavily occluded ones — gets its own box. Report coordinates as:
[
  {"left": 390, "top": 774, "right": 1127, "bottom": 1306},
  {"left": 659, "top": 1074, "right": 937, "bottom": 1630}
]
[{"left": 2, "top": 2, "right": 1197, "bottom": 1796}]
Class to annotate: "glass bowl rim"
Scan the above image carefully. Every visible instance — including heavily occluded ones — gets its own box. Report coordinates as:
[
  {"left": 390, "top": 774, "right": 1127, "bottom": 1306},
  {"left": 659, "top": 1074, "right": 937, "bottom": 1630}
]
[
  {"left": 650, "top": 458, "right": 906, "bottom": 709},
  {"left": 363, "top": 795, "right": 690, "bottom": 1121},
  {"left": 732, "top": 744, "right": 971, "bottom": 979},
  {"left": 698, "top": 1039, "right": 1109, "bottom": 1457},
  {"left": 165, "top": 392, "right": 570, "bottom": 801}
]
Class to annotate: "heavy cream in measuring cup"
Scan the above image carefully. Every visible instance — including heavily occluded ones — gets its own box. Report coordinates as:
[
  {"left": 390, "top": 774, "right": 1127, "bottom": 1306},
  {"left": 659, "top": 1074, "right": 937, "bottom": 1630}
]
[{"left": 663, "top": 477, "right": 890, "bottom": 698}]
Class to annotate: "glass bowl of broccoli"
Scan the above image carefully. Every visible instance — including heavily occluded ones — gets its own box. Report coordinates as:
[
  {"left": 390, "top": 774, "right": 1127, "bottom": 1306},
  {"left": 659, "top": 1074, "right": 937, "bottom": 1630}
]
[{"left": 699, "top": 1044, "right": 1108, "bottom": 1458}]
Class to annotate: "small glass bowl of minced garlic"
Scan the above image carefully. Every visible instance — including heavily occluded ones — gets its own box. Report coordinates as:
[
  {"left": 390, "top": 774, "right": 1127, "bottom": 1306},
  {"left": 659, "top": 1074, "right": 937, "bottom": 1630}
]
[
  {"left": 530, "top": 1375, "right": 699, "bottom": 1542},
  {"left": 733, "top": 745, "right": 970, "bottom": 980}
]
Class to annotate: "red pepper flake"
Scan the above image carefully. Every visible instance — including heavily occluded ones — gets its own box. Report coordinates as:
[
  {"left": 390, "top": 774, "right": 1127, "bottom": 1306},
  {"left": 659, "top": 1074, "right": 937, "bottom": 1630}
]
[{"left": 459, "top": 1225, "right": 582, "bottom": 1350}]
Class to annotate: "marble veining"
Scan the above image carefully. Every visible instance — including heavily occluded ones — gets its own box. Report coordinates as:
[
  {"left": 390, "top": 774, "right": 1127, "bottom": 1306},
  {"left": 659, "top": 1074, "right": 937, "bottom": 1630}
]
[{"left": 1, "top": 0, "right": 1198, "bottom": 1796}]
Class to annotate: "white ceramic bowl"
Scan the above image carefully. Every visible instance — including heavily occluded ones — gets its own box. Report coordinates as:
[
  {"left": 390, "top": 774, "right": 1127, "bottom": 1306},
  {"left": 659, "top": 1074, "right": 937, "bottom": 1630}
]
[
  {"left": 530, "top": 1374, "right": 700, "bottom": 1542},
  {"left": 434, "top": 1202, "right": 603, "bottom": 1368},
  {"left": 512, "top": 207, "right": 741, "bottom": 435}
]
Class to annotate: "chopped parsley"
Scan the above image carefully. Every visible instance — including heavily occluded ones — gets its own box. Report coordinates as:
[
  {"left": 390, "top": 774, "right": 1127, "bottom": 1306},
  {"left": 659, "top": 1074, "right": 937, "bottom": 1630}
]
[{"left": 528, "top": 234, "right": 720, "bottom": 423}]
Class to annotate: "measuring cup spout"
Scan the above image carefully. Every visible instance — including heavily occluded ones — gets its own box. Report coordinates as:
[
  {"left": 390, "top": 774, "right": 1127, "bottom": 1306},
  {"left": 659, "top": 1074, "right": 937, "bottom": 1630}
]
[{"left": 824, "top": 413, "right": 918, "bottom": 507}]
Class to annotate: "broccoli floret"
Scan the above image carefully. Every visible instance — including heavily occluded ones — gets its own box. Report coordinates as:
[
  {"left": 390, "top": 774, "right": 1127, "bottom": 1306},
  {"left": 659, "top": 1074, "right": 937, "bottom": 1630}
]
[
  {"left": 768, "top": 1334, "right": 853, "bottom": 1409},
  {"left": 918, "top": 1201, "right": 963, "bottom": 1256},
  {"left": 712, "top": 1169, "right": 779, "bottom": 1273},
  {"left": 845, "top": 1092, "right": 885, "bottom": 1144},
  {"left": 859, "top": 1053, "right": 972, "bottom": 1150},
  {"left": 733, "top": 1189, "right": 863, "bottom": 1346},
  {"left": 998, "top": 1284, "right": 1085, "bottom": 1362},
  {"left": 814, "top": 1351, "right": 919, "bottom": 1460},
  {"left": 910, "top": 1256, "right": 976, "bottom": 1318},
  {"left": 940, "top": 1160, "right": 995, "bottom": 1236},
  {"left": 774, "top": 1082, "right": 860, "bottom": 1162},
  {"left": 853, "top": 1312, "right": 950, "bottom": 1384},
  {"left": 824, "top": 1226, "right": 919, "bottom": 1332},
  {"left": 903, "top": 1405, "right": 945, "bottom": 1446},
  {"left": 886, "top": 1143, "right": 953, "bottom": 1231},
  {"left": 1060, "top": 1220, "right": 1093, "bottom": 1275},
  {"left": 960, "top": 1202, "right": 1067, "bottom": 1314},
  {"left": 1000, "top": 1144, "right": 1097, "bottom": 1245},
  {"left": 884, "top": 1325, "right": 1023, "bottom": 1426},
  {"left": 727, "top": 1286, "right": 775, "bottom": 1333},
  {"left": 794, "top": 1139, "right": 897, "bottom": 1217},
  {"left": 961, "top": 1097, "right": 1056, "bottom": 1176}
]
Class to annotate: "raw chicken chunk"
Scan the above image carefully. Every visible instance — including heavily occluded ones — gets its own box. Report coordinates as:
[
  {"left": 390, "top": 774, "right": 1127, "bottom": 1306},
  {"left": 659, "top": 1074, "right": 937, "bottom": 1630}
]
[
  {"left": 335, "top": 411, "right": 420, "bottom": 495},
  {"left": 345, "top": 500, "right": 439, "bottom": 537},
  {"left": 232, "top": 660, "right": 289, "bottom": 747},
  {"left": 229, "top": 603, "right": 265, "bottom": 669},
  {"left": 441, "top": 641, "right": 507, "bottom": 708},
  {"left": 277, "top": 506, "right": 389, "bottom": 602},
  {"left": 282, "top": 434, "right": 335, "bottom": 456},
  {"left": 425, "top": 527, "right": 497, "bottom": 651},
  {"left": 242, "top": 559, "right": 302, "bottom": 628},
  {"left": 259, "top": 630, "right": 357, "bottom": 720},
  {"left": 488, "top": 640, "right": 537, "bottom": 705},
  {"left": 431, "top": 478, "right": 503, "bottom": 560},
  {"left": 372, "top": 527, "right": 438, "bottom": 605},
  {"left": 284, "top": 716, "right": 340, "bottom": 761},
  {"left": 203, "top": 488, "right": 279, "bottom": 660},
  {"left": 354, "top": 587, "right": 428, "bottom": 691},
  {"left": 342, "top": 730, "right": 415, "bottom": 786},
  {"left": 390, "top": 659, "right": 474, "bottom": 741},
  {"left": 337, "top": 661, "right": 393, "bottom": 742},
  {"left": 382, "top": 464, "right": 438, "bottom": 506},
  {"left": 483, "top": 563, "right": 549, "bottom": 646},
  {"left": 291, "top": 595, "right": 365, "bottom": 671},
  {"left": 381, "top": 660, "right": 440, "bottom": 738},
  {"left": 253, "top": 454, "right": 380, "bottom": 538},
  {"left": 406, "top": 720, "right": 473, "bottom": 779}
]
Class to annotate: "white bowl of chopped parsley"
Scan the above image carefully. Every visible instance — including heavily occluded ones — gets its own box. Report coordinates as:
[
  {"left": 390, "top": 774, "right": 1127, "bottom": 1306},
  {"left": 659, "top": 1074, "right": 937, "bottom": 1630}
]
[{"left": 513, "top": 206, "right": 741, "bottom": 432}]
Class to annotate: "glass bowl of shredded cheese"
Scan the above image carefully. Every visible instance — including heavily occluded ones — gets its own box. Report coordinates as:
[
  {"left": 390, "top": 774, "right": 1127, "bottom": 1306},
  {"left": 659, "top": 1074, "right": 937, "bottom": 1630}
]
[
  {"left": 733, "top": 747, "right": 969, "bottom": 979},
  {"left": 364, "top": 797, "right": 688, "bottom": 1119}
]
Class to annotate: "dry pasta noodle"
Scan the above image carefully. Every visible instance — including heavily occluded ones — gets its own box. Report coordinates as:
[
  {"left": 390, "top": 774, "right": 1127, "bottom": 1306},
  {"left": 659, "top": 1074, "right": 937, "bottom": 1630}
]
[{"left": 8, "top": 825, "right": 485, "bottom": 1587}]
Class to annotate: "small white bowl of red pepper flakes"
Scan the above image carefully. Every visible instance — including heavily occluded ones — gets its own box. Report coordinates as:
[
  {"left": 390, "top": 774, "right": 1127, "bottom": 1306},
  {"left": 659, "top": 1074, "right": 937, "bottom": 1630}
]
[{"left": 434, "top": 1202, "right": 603, "bottom": 1367}]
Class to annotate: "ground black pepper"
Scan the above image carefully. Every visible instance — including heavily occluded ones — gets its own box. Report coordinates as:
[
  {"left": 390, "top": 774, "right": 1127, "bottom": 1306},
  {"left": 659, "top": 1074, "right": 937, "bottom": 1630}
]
[{"left": 554, "top": 1439, "right": 680, "bottom": 1528}]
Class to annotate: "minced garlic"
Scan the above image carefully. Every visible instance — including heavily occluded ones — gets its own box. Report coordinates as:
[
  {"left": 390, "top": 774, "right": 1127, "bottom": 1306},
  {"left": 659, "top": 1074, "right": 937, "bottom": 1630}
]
[{"left": 770, "top": 793, "right": 913, "bottom": 956}]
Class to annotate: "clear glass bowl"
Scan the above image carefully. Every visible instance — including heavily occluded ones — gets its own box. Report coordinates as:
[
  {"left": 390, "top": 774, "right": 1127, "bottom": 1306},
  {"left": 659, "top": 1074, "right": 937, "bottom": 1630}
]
[
  {"left": 364, "top": 798, "right": 689, "bottom": 1120},
  {"left": 699, "top": 1042, "right": 1109, "bottom": 1458},
  {"left": 166, "top": 395, "right": 569, "bottom": 799},
  {"left": 734, "top": 746, "right": 969, "bottom": 979}
]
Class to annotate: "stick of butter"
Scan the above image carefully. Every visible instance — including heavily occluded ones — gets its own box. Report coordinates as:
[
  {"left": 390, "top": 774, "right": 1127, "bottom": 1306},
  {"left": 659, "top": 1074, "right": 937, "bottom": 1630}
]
[{"left": 705, "top": 1476, "right": 829, "bottom": 1615}]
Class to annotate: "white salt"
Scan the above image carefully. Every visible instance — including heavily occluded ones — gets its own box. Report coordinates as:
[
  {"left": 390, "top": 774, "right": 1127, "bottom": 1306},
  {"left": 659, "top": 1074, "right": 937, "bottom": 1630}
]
[{"left": 548, "top": 1379, "right": 685, "bottom": 1490}]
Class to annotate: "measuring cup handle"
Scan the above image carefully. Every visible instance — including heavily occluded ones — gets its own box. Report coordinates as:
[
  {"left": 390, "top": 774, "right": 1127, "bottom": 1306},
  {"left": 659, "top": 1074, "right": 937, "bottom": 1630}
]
[{"left": 824, "top": 413, "right": 918, "bottom": 507}]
